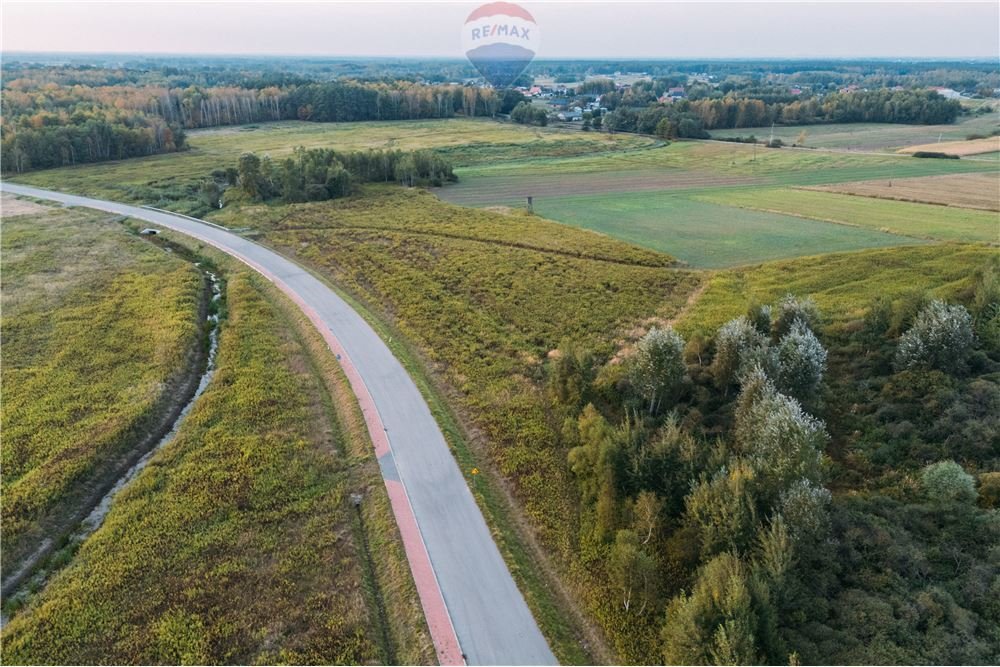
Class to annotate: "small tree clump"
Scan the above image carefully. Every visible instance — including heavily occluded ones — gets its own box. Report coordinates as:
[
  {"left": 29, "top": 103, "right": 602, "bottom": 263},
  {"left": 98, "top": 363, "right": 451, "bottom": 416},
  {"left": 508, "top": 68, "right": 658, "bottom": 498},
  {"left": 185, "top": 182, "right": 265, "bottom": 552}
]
[
  {"left": 734, "top": 366, "right": 827, "bottom": 502},
  {"left": 771, "top": 294, "right": 820, "bottom": 340},
  {"left": 773, "top": 321, "right": 828, "bottom": 403},
  {"left": 895, "top": 300, "right": 976, "bottom": 373},
  {"left": 631, "top": 327, "right": 687, "bottom": 414},
  {"left": 778, "top": 478, "right": 831, "bottom": 543},
  {"left": 920, "top": 460, "right": 976, "bottom": 505},
  {"left": 711, "top": 317, "right": 770, "bottom": 390}
]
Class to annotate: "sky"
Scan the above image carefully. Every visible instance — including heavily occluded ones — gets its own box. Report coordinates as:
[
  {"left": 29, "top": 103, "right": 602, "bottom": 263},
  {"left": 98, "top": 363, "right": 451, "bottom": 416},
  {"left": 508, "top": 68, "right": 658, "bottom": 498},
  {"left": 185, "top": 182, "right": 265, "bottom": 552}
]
[{"left": 2, "top": 1, "right": 998, "bottom": 59}]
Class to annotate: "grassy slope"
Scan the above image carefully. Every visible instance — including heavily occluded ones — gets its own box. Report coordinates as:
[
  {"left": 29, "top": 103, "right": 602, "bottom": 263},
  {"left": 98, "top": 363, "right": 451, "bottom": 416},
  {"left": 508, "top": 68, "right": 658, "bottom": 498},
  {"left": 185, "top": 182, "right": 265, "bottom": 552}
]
[
  {"left": 676, "top": 244, "right": 997, "bottom": 340},
  {"left": 694, "top": 188, "right": 1000, "bottom": 243},
  {"left": 1, "top": 270, "right": 433, "bottom": 664},
  {"left": 0, "top": 204, "right": 202, "bottom": 575}
]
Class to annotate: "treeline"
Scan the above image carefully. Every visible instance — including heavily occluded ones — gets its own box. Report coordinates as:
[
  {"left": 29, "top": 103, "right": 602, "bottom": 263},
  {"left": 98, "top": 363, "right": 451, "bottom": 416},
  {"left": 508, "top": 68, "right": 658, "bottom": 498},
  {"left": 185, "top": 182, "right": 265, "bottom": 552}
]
[
  {"left": 282, "top": 81, "right": 499, "bottom": 121},
  {"left": 602, "top": 89, "right": 961, "bottom": 138},
  {"left": 1, "top": 65, "right": 501, "bottom": 174},
  {"left": 215, "top": 146, "right": 456, "bottom": 206},
  {"left": 0, "top": 110, "right": 185, "bottom": 174}
]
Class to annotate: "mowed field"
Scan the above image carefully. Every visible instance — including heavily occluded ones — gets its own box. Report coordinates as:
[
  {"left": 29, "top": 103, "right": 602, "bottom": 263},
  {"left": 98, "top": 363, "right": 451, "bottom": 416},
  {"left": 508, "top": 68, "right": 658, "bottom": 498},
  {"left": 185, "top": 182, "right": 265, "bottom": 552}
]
[
  {"left": 707, "top": 112, "right": 1000, "bottom": 151},
  {"left": 694, "top": 188, "right": 999, "bottom": 243},
  {"left": 441, "top": 137, "right": 999, "bottom": 267},
  {"left": 808, "top": 172, "right": 1000, "bottom": 211}
]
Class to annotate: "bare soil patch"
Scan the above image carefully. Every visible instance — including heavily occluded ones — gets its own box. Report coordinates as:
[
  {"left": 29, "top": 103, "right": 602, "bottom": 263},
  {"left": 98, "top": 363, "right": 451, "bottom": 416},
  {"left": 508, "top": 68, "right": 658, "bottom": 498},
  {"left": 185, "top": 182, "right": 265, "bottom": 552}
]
[
  {"left": 1, "top": 194, "right": 51, "bottom": 217},
  {"left": 897, "top": 136, "right": 1000, "bottom": 156},
  {"left": 806, "top": 172, "right": 1000, "bottom": 211}
]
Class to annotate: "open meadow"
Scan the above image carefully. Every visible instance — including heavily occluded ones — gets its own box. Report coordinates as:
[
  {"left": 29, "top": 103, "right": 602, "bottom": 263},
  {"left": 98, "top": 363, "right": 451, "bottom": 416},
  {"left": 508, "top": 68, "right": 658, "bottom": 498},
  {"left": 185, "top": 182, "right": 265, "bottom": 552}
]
[
  {"left": 2, "top": 261, "right": 432, "bottom": 665},
  {"left": 0, "top": 200, "right": 203, "bottom": 581}
]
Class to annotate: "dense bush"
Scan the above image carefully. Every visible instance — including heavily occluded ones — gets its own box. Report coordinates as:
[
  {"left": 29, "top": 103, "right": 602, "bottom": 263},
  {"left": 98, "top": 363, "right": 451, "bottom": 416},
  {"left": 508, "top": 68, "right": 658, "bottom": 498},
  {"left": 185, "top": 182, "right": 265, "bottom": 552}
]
[
  {"left": 895, "top": 300, "right": 976, "bottom": 372},
  {"left": 920, "top": 460, "right": 977, "bottom": 505},
  {"left": 772, "top": 321, "right": 827, "bottom": 403},
  {"left": 630, "top": 327, "right": 687, "bottom": 414}
]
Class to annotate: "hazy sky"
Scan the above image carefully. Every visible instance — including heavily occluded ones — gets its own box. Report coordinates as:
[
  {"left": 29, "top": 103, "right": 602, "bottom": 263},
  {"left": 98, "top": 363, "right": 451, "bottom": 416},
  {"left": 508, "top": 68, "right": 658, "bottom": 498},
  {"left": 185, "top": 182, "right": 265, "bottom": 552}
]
[{"left": 3, "top": 1, "right": 998, "bottom": 59}]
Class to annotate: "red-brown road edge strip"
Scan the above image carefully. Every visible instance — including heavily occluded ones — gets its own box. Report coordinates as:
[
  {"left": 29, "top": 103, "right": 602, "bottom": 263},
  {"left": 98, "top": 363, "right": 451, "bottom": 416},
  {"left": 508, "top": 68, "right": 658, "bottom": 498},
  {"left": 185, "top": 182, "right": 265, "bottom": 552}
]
[{"left": 139, "top": 225, "right": 464, "bottom": 665}]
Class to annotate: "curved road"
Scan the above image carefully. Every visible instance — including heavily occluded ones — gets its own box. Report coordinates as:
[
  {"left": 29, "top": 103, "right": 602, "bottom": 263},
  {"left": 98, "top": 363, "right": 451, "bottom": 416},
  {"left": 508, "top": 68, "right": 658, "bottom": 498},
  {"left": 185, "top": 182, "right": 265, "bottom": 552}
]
[{"left": 1, "top": 183, "right": 557, "bottom": 667}]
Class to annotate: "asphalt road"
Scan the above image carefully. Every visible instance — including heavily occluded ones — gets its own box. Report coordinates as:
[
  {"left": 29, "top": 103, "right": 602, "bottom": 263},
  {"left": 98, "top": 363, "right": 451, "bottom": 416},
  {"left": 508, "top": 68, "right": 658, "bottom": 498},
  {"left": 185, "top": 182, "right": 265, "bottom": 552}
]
[{"left": 1, "top": 183, "right": 557, "bottom": 667}]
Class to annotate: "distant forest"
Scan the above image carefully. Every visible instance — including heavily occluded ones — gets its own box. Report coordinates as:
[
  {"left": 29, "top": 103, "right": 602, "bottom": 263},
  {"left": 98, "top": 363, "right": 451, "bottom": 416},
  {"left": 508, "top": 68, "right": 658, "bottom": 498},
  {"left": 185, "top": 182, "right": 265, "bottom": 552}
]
[{"left": 2, "top": 56, "right": 996, "bottom": 173}]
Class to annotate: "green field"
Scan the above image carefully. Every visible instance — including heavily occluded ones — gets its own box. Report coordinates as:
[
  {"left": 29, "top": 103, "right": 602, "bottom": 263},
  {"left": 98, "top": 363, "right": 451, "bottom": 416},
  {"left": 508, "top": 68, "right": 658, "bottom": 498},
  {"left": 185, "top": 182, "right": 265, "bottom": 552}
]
[
  {"left": 532, "top": 193, "right": 924, "bottom": 267},
  {"left": 2, "top": 268, "right": 433, "bottom": 665},
  {"left": 440, "top": 136, "right": 998, "bottom": 267},
  {"left": 1, "top": 201, "right": 203, "bottom": 578},
  {"left": 707, "top": 113, "right": 1000, "bottom": 151},
  {"left": 694, "top": 188, "right": 1000, "bottom": 244}
]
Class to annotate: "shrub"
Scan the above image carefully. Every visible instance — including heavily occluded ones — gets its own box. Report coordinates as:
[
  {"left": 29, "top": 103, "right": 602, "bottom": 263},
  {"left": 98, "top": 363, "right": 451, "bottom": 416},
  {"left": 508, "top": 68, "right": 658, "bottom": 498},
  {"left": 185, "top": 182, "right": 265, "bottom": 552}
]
[
  {"left": 630, "top": 327, "right": 687, "bottom": 414},
  {"left": 773, "top": 321, "right": 827, "bottom": 403},
  {"left": 911, "top": 151, "right": 959, "bottom": 159},
  {"left": 778, "top": 478, "right": 831, "bottom": 542},
  {"left": 711, "top": 317, "right": 770, "bottom": 389},
  {"left": 978, "top": 472, "right": 1000, "bottom": 509},
  {"left": 895, "top": 300, "right": 976, "bottom": 372},
  {"left": 771, "top": 294, "right": 820, "bottom": 340},
  {"left": 920, "top": 460, "right": 976, "bottom": 505}
]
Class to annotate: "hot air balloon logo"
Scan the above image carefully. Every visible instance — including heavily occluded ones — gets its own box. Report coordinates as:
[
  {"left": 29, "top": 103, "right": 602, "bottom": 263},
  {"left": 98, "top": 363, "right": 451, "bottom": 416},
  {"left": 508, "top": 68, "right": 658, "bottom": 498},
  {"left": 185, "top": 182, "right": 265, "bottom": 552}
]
[{"left": 462, "top": 2, "right": 540, "bottom": 88}]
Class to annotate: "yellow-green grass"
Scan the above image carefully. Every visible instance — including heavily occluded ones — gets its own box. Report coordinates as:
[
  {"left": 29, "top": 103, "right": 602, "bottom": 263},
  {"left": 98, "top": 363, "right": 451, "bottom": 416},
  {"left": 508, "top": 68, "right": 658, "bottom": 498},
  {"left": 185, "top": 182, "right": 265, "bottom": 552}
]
[
  {"left": 1, "top": 204, "right": 202, "bottom": 576},
  {"left": 1, "top": 271, "right": 432, "bottom": 664},
  {"left": 456, "top": 139, "right": 999, "bottom": 186},
  {"left": 9, "top": 119, "right": 653, "bottom": 210},
  {"left": 528, "top": 192, "right": 923, "bottom": 268},
  {"left": 694, "top": 188, "right": 1000, "bottom": 244},
  {"left": 676, "top": 244, "right": 997, "bottom": 340},
  {"left": 707, "top": 114, "right": 1000, "bottom": 151},
  {"left": 224, "top": 186, "right": 701, "bottom": 661}
]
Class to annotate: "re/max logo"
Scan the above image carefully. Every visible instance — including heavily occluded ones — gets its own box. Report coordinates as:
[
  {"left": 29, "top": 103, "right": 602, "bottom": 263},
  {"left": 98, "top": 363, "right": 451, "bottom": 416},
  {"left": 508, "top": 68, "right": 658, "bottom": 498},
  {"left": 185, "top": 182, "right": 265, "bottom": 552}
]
[{"left": 470, "top": 24, "right": 531, "bottom": 40}]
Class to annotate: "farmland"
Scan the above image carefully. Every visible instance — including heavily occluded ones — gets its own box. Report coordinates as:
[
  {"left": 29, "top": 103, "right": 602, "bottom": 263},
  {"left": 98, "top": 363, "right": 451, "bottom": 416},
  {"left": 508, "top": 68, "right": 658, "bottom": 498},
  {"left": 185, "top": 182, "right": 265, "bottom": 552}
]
[
  {"left": 0, "top": 201, "right": 203, "bottom": 581},
  {"left": 529, "top": 193, "right": 923, "bottom": 267},
  {"left": 898, "top": 135, "right": 1000, "bottom": 156},
  {"left": 808, "top": 172, "right": 1000, "bottom": 211},
  {"left": 707, "top": 112, "right": 1000, "bottom": 151},
  {"left": 440, "top": 135, "right": 997, "bottom": 267},
  {"left": 694, "top": 188, "right": 999, "bottom": 243},
  {"left": 2, "top": 268, "right": 432, "bottom": 664}
]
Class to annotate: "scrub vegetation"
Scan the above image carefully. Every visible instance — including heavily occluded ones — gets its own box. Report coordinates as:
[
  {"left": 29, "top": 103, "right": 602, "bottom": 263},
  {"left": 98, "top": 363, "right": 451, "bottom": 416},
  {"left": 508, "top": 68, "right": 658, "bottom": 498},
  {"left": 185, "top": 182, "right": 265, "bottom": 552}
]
[
  {"left": 2, "top": 270, "right": 434, "bottom": 665},
  {"left": 0, "top": 203, "right": 203, "bottom": 581}
]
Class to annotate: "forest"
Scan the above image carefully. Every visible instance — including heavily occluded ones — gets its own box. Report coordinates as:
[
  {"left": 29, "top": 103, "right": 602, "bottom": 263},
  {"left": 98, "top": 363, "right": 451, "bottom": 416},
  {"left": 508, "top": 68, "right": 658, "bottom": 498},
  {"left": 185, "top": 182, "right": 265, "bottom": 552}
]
[
  {"left": 602, "top": 88, "right": 963, "bottom": 138},
  {"left": 0, "top": 63, "right": 502, "bottom": 174}
]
